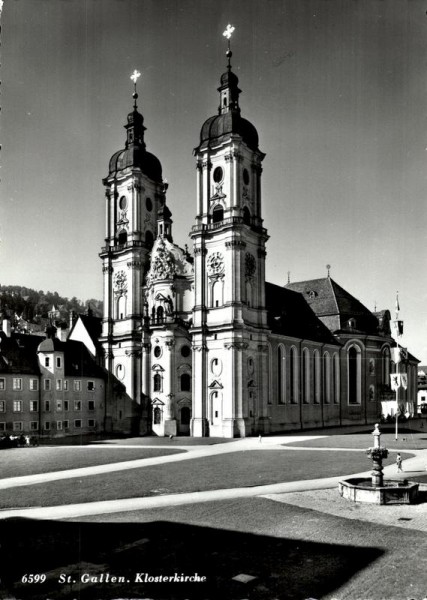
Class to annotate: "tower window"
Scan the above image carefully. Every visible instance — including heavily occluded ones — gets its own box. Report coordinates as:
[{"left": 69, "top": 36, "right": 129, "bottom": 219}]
[
  {"left": 153, "top": 373, "right": 162, "bottom": 392},
  {"left": 243, "top": 207, "right": 251, "bottom": 225},
  {"left": 243, "top": 168, "right": 250, "bottom": 185},
  {"left": 145, "top": 230, "right": 154, "bottom": 249},
  {"left": 212, "top": 205, "right": 224, "bottom": 224},
  {"left": 118, "top": 230, "right": 127, "bottom": 245},
  {"left": 181, "top": 345, "right": 191, "bottom": 358},
  {"left": 180, "top": 373, "right": 191, "bottom": 392},
  {"left": 213, "top": 167, "right": 223, "bottom": 183},
  {"left": 146, "top": 197, "right": 153, "bottom": 211}
]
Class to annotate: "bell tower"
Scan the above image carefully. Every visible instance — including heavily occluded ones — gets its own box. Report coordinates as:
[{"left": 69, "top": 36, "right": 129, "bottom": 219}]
[
  {"left": 191, "top": 28, "right": 270, "bottom": 438},
  {"left": 100, "top": 71, "right": 167, "bottom": 432}
]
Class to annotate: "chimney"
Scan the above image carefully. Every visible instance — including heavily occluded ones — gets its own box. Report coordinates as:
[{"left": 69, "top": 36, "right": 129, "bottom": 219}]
[
  {"left": 69, "top": 310, "right": 77, "bottom": 330},
  {"left": 57, "top": 326, "right": 68, "bottom": 342}
]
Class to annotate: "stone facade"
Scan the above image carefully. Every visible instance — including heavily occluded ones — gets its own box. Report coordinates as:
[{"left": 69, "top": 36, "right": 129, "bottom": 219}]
[{"left": 99, "top": 57, "right": 418, "bottom": 438}]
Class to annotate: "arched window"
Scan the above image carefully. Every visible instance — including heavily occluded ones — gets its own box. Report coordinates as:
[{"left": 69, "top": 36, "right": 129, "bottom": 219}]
[
  {"left": 180, "top": 373, "right": 191, "bottom": 392},
  {"left": 333, "top": 353, "right": 340, "bottom": 404},
  {"left": 156, "top": 305, "right": 164, "bottom": 323},
  {"left": 117, "top": 295, "right": 126, "bottom": 320},
  {"left": 212, "top": 280, "right": 223, "bottom": 307},
  {"left": 302, "top": 348, "right": 310, "bottom": 403},
  {"left": 118, "top": 230, "right": 127, "bottom": 245},
  {"left": 290, "top": 346, "right": 298, "bottom": 404},
  {"left": 181, "top": 406, "right": 191, "bottom": 425},
  {"left": 153, "top": 373, "right": 161, "bottom": 392},
  {"left": 145, "top": 230, "right": 154, "bottom": 249},
  {"left": 243, "top": 206, "right": 251, "bottom": 225},
  {"left": 278, "top": 345, "right": 285, "bottom": 404},
  {"left": 153, "top": 407, "right": 161, "bottom": 424},
  {"left": 323, "top": 352, "right": 331, "bottom": 403},
  {"left": 313, "top": 350, "right": 320, "bottom": 404},
  {"left": 348, "top": 345, "right": 361, "bottom": 404},
  {"left": 212, "top": 205, "right": 224, "bottom": 224}
]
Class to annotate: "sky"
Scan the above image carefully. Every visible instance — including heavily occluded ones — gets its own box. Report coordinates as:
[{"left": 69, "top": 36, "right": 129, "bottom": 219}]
[{"left": 1, "top": 0, "right": 427, "bottom": 361}]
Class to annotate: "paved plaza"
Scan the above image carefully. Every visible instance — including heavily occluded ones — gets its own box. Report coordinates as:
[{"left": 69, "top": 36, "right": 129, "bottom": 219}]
[{"left": 0, "top": 427, "right": 426, "bottom": 599}]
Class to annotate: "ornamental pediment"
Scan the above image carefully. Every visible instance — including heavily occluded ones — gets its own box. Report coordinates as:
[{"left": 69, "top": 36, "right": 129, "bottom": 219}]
[
  {"left": 208, "top": 380, "right": 223, "bottom": 389},
  {"left": 151, "top": 397, "right": 165, "bottom": 406},
  {"left": 151, "top": 364, "right": 165, "bottom": 372}
]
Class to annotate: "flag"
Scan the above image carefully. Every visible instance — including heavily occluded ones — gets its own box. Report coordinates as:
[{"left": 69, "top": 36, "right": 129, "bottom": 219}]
[
  {"left": 395, "top": 293, "right": 400, "bottom": 314},
  {"left": 401, "top": 374, "right": 408, "bottom": 389},
  {"left": 390, "top": 374, "right": 400, "bottom": 391},
  {"left": 392, "top": 320, "right": 403, "bottom": 337},
  {"left": 391, "top": 348, "right": 401, "bottom": 364}
]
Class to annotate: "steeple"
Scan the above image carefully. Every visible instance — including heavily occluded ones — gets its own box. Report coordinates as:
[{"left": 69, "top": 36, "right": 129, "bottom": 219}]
[
  {"left": 196, "top": 25, "right": 259, "bottom": 153},
  {"left": 218, "top": 25, "right": 241, "bottom": 115},
  {"left": 106, "top": 69, "right": 162, "bottom": 182},
  {"left": 125, "top": 69, "right": 146, "bottom": 149}
]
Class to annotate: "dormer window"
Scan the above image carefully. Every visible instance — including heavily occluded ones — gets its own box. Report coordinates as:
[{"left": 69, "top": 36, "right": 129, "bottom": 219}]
[{"left": 348, "top": 319, "right": 356, "bottom": 329}]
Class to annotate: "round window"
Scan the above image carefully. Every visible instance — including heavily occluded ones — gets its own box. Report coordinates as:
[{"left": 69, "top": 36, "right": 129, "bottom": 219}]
[
  {"left": 181, "top": 345, "right": 191, "bottom": 358},
  {"left": 116, "top": 364, "right": 125, "bottom": 381},
  {"left": 154, "top": 346, "right": 162, "bottom": 358},
  {"left": 146, "top": 197, "right": 153, "bottom": 212},
  {"left": 213, "top": 167, "right": 223, "bottom": 183},
  {"left": 119, "top": 196, "right": 127, "bottom": 210},
  {"left": 243, "top": 168, "right": 250, "bottom": 185}
]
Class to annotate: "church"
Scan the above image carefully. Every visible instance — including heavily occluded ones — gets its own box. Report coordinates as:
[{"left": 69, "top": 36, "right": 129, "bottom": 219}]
[{"left": 98, "top": 38, "right": 418, "bottom": 438}]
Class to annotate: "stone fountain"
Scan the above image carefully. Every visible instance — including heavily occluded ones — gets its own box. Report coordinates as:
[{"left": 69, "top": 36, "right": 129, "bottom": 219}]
[{"left": 339, "top": 423, "right": 419, "bottom": 505}]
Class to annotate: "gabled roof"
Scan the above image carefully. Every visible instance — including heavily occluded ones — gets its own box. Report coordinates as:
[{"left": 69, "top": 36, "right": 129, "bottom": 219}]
[
  {"left": 76, "top": 314, "right": 103, "bottom": 347},
  {"left": 285, "top": 277, "right": 379, "bottom": 334},
  {"left": 265, "top": 282, "right": 338, "bottom": 345}
]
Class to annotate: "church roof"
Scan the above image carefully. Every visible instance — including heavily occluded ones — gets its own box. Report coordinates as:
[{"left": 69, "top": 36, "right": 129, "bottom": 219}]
[
  {"left": 265, "top": 282, "right": 338, "bottom": 345},
  {"left": 285, "top": 277, "right": 379, "bottom": 335}
]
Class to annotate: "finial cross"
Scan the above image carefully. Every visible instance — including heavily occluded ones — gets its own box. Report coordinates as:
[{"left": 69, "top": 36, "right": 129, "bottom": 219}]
[
  {"left": 130, "top": 69, "right": 141, "bottom": 84},
  {"left": 223, "top": 24, "right": 235, "bottom": 40}
]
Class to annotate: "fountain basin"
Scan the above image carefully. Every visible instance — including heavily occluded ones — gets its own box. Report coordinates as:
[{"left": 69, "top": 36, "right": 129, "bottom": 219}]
[{"left": 339, "top": 478, "right": 419, "bottom": 505}]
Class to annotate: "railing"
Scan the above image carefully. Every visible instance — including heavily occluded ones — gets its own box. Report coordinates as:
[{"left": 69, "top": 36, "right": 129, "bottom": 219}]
[
  {"left": 100, "top": 240, "right": 146, "bottom": 253},
  {"left": 192, "top": 217, "right": 266, "bottom": 235}
]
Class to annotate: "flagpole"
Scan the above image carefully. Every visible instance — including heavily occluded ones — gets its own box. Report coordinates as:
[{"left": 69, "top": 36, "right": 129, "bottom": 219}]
[
  {"left": 394, "top": 292, "right": 400, "bottom": 442},
  {"left": 395, "top": 337, "right": 399, "bottom": 442}
]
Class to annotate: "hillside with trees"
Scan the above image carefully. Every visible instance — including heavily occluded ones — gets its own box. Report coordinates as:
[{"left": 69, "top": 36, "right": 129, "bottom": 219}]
[{"left": 0, "top": 285, "right": 103, "bottom": 333}]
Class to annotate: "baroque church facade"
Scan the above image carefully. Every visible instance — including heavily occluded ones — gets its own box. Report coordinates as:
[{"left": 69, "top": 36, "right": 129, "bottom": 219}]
[{"left": 99, "top": 50, "right": 418, "bottom": 438}]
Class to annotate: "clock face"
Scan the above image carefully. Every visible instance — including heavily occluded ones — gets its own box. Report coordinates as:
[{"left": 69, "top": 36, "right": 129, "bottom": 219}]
[
  {"left": 245, "top": 253, "right": 256, "bottom": 276},
  {"left": 207, "top": 252, "right": 224, "bottom": 274},
  {"left": 114, "top": 270, "right": 127, "bottom": 290}
]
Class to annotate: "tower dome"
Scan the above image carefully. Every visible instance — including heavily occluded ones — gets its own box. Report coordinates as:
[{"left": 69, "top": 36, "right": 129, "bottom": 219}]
[
  {"left": 106, "top": 91, "right": 162, "bottom": 182},
  {"left": 195, "top": 49, "right": 259, "bottom": 153}
]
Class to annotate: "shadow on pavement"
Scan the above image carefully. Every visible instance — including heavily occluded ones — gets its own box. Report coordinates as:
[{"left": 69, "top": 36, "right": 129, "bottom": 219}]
[{"left": 0, "top": 518, "right": 384, "bottom": 600}]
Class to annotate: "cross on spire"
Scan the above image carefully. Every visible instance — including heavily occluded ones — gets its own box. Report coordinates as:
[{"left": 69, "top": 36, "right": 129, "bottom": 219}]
[
  {"left": 130, "top": 69, "right": 141, "bottom": 109},
  {"left": 223, "top": 24, "right": 235, "bottom": 69}
]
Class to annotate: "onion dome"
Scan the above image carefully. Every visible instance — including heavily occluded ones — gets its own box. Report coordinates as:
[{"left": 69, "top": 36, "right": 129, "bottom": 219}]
[
  {"left": 196, "top": 48, "right": 259, "bottom": 152},
  {"left": 107, "top": 78, "right": 162, "bottom": 182}
]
